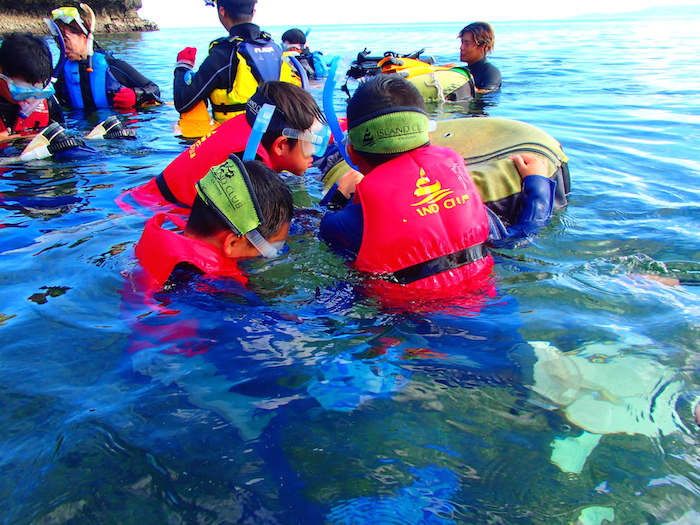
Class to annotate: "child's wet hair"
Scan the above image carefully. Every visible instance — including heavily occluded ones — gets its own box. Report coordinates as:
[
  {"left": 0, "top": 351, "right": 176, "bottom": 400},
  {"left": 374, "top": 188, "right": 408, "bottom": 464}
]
[{"left": 0, "top": 32, "right": 53, "bottom": 85}]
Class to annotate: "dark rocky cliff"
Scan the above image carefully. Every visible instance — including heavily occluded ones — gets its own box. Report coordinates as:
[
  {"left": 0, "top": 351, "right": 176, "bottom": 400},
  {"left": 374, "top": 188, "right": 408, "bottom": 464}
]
[{"left": 0, "top": 0, "right": 157, "bottom": 35}]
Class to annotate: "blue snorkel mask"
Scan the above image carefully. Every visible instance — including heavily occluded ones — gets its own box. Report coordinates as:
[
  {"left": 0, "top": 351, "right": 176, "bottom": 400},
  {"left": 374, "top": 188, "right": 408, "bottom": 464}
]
[
  {"left": 0, "top": 74, "right": 56, "bottom": 102},
  {"left": 282, "top": 123, "right": 331, "bottom": 158}
]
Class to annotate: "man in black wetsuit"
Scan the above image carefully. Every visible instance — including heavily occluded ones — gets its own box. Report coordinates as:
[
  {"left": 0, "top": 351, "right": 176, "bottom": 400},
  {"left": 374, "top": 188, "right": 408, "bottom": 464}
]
[
  {"left": 452, "top": 22, "right": 502, "bottom": 92},
  {"left": 173, "top": 0, "right": 290, "bottom": 126}
]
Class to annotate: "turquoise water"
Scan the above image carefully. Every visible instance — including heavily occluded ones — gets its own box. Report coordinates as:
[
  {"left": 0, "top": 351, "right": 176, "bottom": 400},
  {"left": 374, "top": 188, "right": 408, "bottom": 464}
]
[{"left": 2, "top": 17, "right": 700, "bottom": 524}]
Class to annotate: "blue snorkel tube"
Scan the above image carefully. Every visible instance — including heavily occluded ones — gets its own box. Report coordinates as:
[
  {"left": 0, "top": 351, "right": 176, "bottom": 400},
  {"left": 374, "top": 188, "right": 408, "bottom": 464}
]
[
  {"left": 242, "top": 103, "right": 275, "bottom": 161},
  {"left": 322, "top": 56, "right": 358, "bottom": 171},
  {"left": 44, "top": 19, "right": 67, "bottom": 85},
  {"left": 241, "top": 103, "right": 282, "bottom": 258},
  {"left": 287, "top": 55, "right": 310, "bottom": 91}
]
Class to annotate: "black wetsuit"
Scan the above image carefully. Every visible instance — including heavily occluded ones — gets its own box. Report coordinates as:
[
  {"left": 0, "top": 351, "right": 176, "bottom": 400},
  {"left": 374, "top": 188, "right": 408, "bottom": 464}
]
[
  {"left": 55, "top": 48, "right": 161, "bottom": 108},
  {"left": 173, "top": 23, "right": 267, "bottom": 114},
  {"left": 457, "top": 57, "right": 501, "bottom": 91}
]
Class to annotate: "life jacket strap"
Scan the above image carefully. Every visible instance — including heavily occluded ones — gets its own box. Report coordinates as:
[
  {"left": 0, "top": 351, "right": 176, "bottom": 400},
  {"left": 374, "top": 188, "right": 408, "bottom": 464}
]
[
  {"left": 211, "top": 102, "right": 247, "bottom": 115},
  {"left": 155, "top": 172, "right": 180, "bottom": 205},
  {"left": 389, "top": 243, "right": 488, "bottom": 284}
]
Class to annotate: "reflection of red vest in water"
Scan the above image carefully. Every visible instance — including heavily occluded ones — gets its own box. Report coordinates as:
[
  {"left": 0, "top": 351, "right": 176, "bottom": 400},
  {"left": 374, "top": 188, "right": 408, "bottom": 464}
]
[
  {"left": 355, "top": 145, "right": 493, "bottom": 298},
  {"left": 119, "top": 114, "right": 271, "bottom": 213},
  {"left": 0, "top": 99, "right": 51, "bottom": 137},
  {"left": 135, "top": 213, "right": 247, "bottom": 290}
]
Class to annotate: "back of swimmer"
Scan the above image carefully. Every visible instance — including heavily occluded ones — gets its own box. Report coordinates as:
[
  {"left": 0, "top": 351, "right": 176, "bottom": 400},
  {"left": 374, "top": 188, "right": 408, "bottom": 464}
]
[
  {"left": 173, "top": 0, "right": 295, "bottom": 138},
  {"left": 281, "top": 28, "right": 326, "bottom": 80},
  {"left": 319, "top": 75, "right": 555, "bottom": 291}
]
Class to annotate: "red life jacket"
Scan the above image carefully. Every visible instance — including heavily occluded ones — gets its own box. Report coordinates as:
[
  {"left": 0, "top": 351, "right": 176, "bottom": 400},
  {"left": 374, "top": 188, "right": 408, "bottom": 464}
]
[
  {"left": 118, "top": 113, "right": 271, "bottom": 214},
  {"left": 135, "top": 213, "right": 248, "bottom": 291},
  {"left": 0, "top": 99, "right": 51, "bottom": 136},
  {"left": 355, "top": 145, "right": 492, "bottom": 290}
]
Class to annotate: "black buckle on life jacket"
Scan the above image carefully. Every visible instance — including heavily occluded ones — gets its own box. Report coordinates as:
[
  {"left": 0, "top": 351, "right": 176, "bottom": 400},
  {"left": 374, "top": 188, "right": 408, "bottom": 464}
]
[
  {"left": 211, "top": 102, "right": 247, "bottom": 115},
  {"left": 389, "top": 243, "right": 489, "bottom": 285}
]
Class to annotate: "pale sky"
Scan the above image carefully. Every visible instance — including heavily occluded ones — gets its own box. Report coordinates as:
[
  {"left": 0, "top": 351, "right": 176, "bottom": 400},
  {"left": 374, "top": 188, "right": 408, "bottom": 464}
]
[{"left": 138, "top": 0, "right": 699, "bottom": 28}]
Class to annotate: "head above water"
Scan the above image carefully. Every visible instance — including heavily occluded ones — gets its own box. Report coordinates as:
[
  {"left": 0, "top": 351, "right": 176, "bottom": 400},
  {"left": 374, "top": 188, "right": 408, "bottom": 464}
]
[
  {"left": 187, "top": 157, "right": 294, "bottom": 259},
  {"left": 282, "top": 28, "right": 306, "bottom": 48},
  {"left": 215, "top": 0, "right": 256, "bottom": 27},
  {"left": 458, "top": 22, "right": 495, "bottom": 64},
  {"left": 52, "top": 6, "right": 92, "bottom": 62},
  {"left": 249, "top": 81, "right": 327, "bottom": 174},
  {"left": 0, "top": 32, "right": 53, "bottom": 86},
  {"left": 346, "top": 75, "right": 430, "bottom": 165}
]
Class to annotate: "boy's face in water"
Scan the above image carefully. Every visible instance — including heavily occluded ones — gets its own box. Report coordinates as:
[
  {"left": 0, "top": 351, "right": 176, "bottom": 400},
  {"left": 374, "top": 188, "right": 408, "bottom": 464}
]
[{"left": 225, "top": 222, "right": 290, "bottom": 259}]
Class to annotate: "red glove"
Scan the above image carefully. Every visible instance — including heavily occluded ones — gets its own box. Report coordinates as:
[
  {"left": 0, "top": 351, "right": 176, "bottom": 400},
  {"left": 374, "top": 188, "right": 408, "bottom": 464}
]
[
  {"left": 176, "top": 47, "right": 197, "bottom": 68},
  {"left": 112, "top": 87, "right": 137, "bottom": 108}
]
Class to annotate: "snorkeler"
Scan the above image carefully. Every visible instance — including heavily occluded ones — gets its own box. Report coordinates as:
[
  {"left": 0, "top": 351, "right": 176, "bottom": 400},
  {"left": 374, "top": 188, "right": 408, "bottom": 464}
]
[{"left": 51, "top": 4, "right": 161, "bottom": 108}]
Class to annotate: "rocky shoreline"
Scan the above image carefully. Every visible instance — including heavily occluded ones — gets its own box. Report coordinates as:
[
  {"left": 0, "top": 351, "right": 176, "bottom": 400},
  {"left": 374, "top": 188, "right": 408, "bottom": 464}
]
[{"left": 0, "top": 2, "right": 157, "bottom": 35}]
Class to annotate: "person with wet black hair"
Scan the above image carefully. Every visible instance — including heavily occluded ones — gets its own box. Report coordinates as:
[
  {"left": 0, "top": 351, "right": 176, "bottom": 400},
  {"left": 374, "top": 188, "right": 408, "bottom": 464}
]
[
  {"left": 281, "top": 28, "right": 326, "bottom": 80},
  {"left": 0, "top": 32, "right": 64, "bottom": 145}
]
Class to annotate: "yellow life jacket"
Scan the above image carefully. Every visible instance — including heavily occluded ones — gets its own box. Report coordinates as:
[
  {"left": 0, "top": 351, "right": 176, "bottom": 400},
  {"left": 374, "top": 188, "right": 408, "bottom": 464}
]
[{"left": 209, "top": 34, "right": 294, "bottom": 124}]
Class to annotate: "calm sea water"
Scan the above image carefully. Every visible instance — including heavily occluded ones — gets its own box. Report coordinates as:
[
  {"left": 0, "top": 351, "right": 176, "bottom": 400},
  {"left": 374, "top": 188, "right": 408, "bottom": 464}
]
[{"left": 2, "top": 17, "right": 700, "bottom": 525}]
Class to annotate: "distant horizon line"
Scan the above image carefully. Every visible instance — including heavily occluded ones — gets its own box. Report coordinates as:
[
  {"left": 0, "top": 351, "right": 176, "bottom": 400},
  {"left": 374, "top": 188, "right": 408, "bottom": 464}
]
[{"left": 151, "top": 12, "right": 699, "bottom": 30}]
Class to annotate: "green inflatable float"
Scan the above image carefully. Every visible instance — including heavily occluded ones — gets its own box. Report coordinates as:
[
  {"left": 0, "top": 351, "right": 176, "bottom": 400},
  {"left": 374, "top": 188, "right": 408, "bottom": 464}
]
[{"left": 320, "top": 117, "right": 571, "bottom": 226}]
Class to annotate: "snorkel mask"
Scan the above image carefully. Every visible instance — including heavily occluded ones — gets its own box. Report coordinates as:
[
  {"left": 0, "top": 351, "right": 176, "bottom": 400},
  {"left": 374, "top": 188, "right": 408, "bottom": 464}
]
[
  {"left": 245, "top": 88, "right": 330, "bottom": 159},
  {"left": 0, "top": 74, "right": 56, "bottom": 102},
  {"left": 196, "top": 155, "right": 283, "bottom": 258},
  {"left": 51, "top": 7, "right": 89, "bottom": 35},
  {"left": 282, "top": 122, "right": 331, "bottom": 158}
]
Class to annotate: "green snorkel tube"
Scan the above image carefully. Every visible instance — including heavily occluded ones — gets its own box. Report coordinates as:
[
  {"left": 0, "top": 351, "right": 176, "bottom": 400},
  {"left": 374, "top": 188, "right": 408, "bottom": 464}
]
[{"left": 323, "top": 55, "right": 358, "bottom": 171}]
